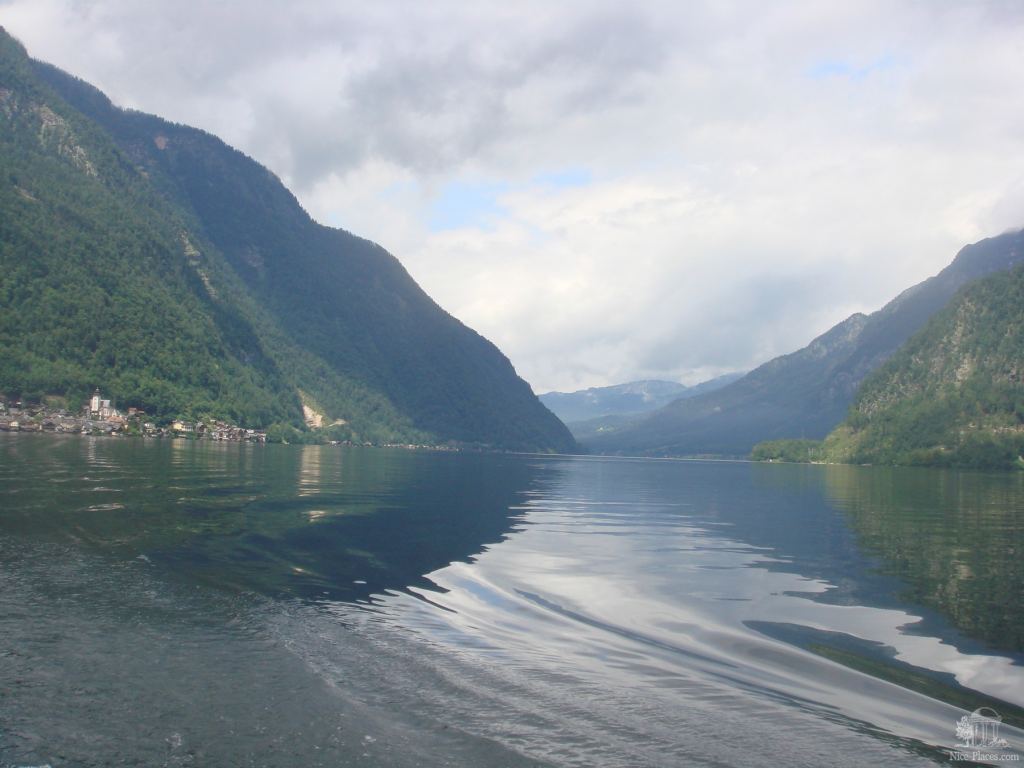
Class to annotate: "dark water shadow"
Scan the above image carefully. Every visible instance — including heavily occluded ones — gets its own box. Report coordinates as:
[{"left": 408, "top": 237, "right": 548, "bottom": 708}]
[{"left": 0, "top": 435, "right": 551, "bottom": 604}]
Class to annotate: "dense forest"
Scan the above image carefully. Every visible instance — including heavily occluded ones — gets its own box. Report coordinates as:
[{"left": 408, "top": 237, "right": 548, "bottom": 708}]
[
  {"left": 820, "top": 261, "right": 1024, "bottom": 469},
  {"left": 0, "top": 31, "right": 297, "bottom": 427},
  {"left": 0, "top": 28, "right": 574, "bottom": 451},
  {"left": 752, "top": 257, "right": 1024, "bottom": 469}
]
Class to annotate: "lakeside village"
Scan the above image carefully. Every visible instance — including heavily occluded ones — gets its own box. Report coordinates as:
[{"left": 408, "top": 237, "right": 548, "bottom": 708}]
[
  {"left": 0, "top": 389, "right": 268, "bottom": 442},
  {"left": 0, "top": 390, "right": 463, "bottom": 451}
]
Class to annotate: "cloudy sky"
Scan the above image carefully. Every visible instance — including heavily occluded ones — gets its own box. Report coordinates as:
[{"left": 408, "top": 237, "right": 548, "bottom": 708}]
[{"left": 4, "top": 1, "right": 1024, "bottom": 393}]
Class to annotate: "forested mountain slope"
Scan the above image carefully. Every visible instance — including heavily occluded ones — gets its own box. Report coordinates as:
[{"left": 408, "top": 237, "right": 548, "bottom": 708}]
[
  {"left": 823, "top": 263, "right": 1024, "bottom": 468},
  {"left": 586, "top": 229, "right": 1024, "bottom": 457},
  {"left": 0, "top": 28, "right": 574, "bottom": 451}
]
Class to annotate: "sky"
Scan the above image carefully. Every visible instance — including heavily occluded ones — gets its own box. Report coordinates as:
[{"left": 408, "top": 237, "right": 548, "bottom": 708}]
[{"left": 3, "top": 1, "right": 1024, "bottom": 393}]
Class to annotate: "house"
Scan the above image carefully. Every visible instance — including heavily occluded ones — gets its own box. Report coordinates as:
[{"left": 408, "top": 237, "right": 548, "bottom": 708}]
[{"left": 89, "top": 388, "right": 122, "bottom": 420}]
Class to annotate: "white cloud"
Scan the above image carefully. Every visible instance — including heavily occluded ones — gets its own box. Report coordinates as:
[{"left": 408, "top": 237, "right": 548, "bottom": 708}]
[{"left": 3, "top": 0, "right": 1024, "bottom": 391}]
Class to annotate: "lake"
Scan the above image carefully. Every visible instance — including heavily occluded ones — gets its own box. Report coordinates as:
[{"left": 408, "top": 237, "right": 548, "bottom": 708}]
[{"left": 1, "top": 434, "right": 1022, "bottom": 766}]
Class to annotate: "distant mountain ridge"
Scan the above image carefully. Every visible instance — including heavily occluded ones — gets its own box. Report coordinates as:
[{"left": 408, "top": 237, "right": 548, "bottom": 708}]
[
  {"left": 0, "top": 29, "right": 574, "bottom": 451},
  {"left": 586, "top": 229, "right": 1024, "bottom": 457},
  {"left": 540, "top": 379, "right": 689, "bottom": 424},
  {"left": 541, "top": 374, "right": 744, "bottom": 442}
]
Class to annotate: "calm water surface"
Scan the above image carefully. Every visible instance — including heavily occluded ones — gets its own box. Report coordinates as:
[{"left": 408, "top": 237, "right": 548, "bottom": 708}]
[{"left": 1, "top": 434, "right": 1022, "bottom": 767}]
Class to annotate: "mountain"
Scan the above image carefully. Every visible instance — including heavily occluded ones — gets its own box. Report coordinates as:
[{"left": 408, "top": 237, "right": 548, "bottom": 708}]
[
  {"left": 679, "top": 372, "right": 747, "bottom": 399},
  {"left": 540, "top": 380, "right": 689, "bottom": 424},
  {"left": 586, "top": 229, "right": 1024, "bottom": 457},
  {"left": 0, "top": 29, "right": 574, "bottom": 452},
  {"left": 541, "top": 373, "right": 744, "bottom": 442},
  {"left": 821, "top": 263, "right": 1024, "bottom": 468}
]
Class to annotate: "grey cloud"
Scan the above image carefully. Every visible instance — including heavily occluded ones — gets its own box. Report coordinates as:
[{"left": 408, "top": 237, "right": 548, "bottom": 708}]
[
  {"left": 248, "top": 5, "right": 678, "bottom": 185},
  {"left": 4, "top": 1, "right": 1024, "bottom": 391},
  {"left": 635, "top": 268, "right": 860, "bottom": 373},
  {"left": 27, "top": 1, "right": 681, "bottom": 186}
]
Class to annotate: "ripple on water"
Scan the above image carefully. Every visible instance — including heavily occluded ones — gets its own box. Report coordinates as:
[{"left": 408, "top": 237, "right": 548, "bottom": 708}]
[{"left": 1, "top": 438, "right": 1022, "bottom": 767}]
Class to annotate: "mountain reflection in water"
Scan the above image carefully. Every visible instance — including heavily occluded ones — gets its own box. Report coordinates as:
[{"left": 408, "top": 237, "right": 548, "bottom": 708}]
[{"left": 1, "top": 436, "right": 1022, "bottom": 767}]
